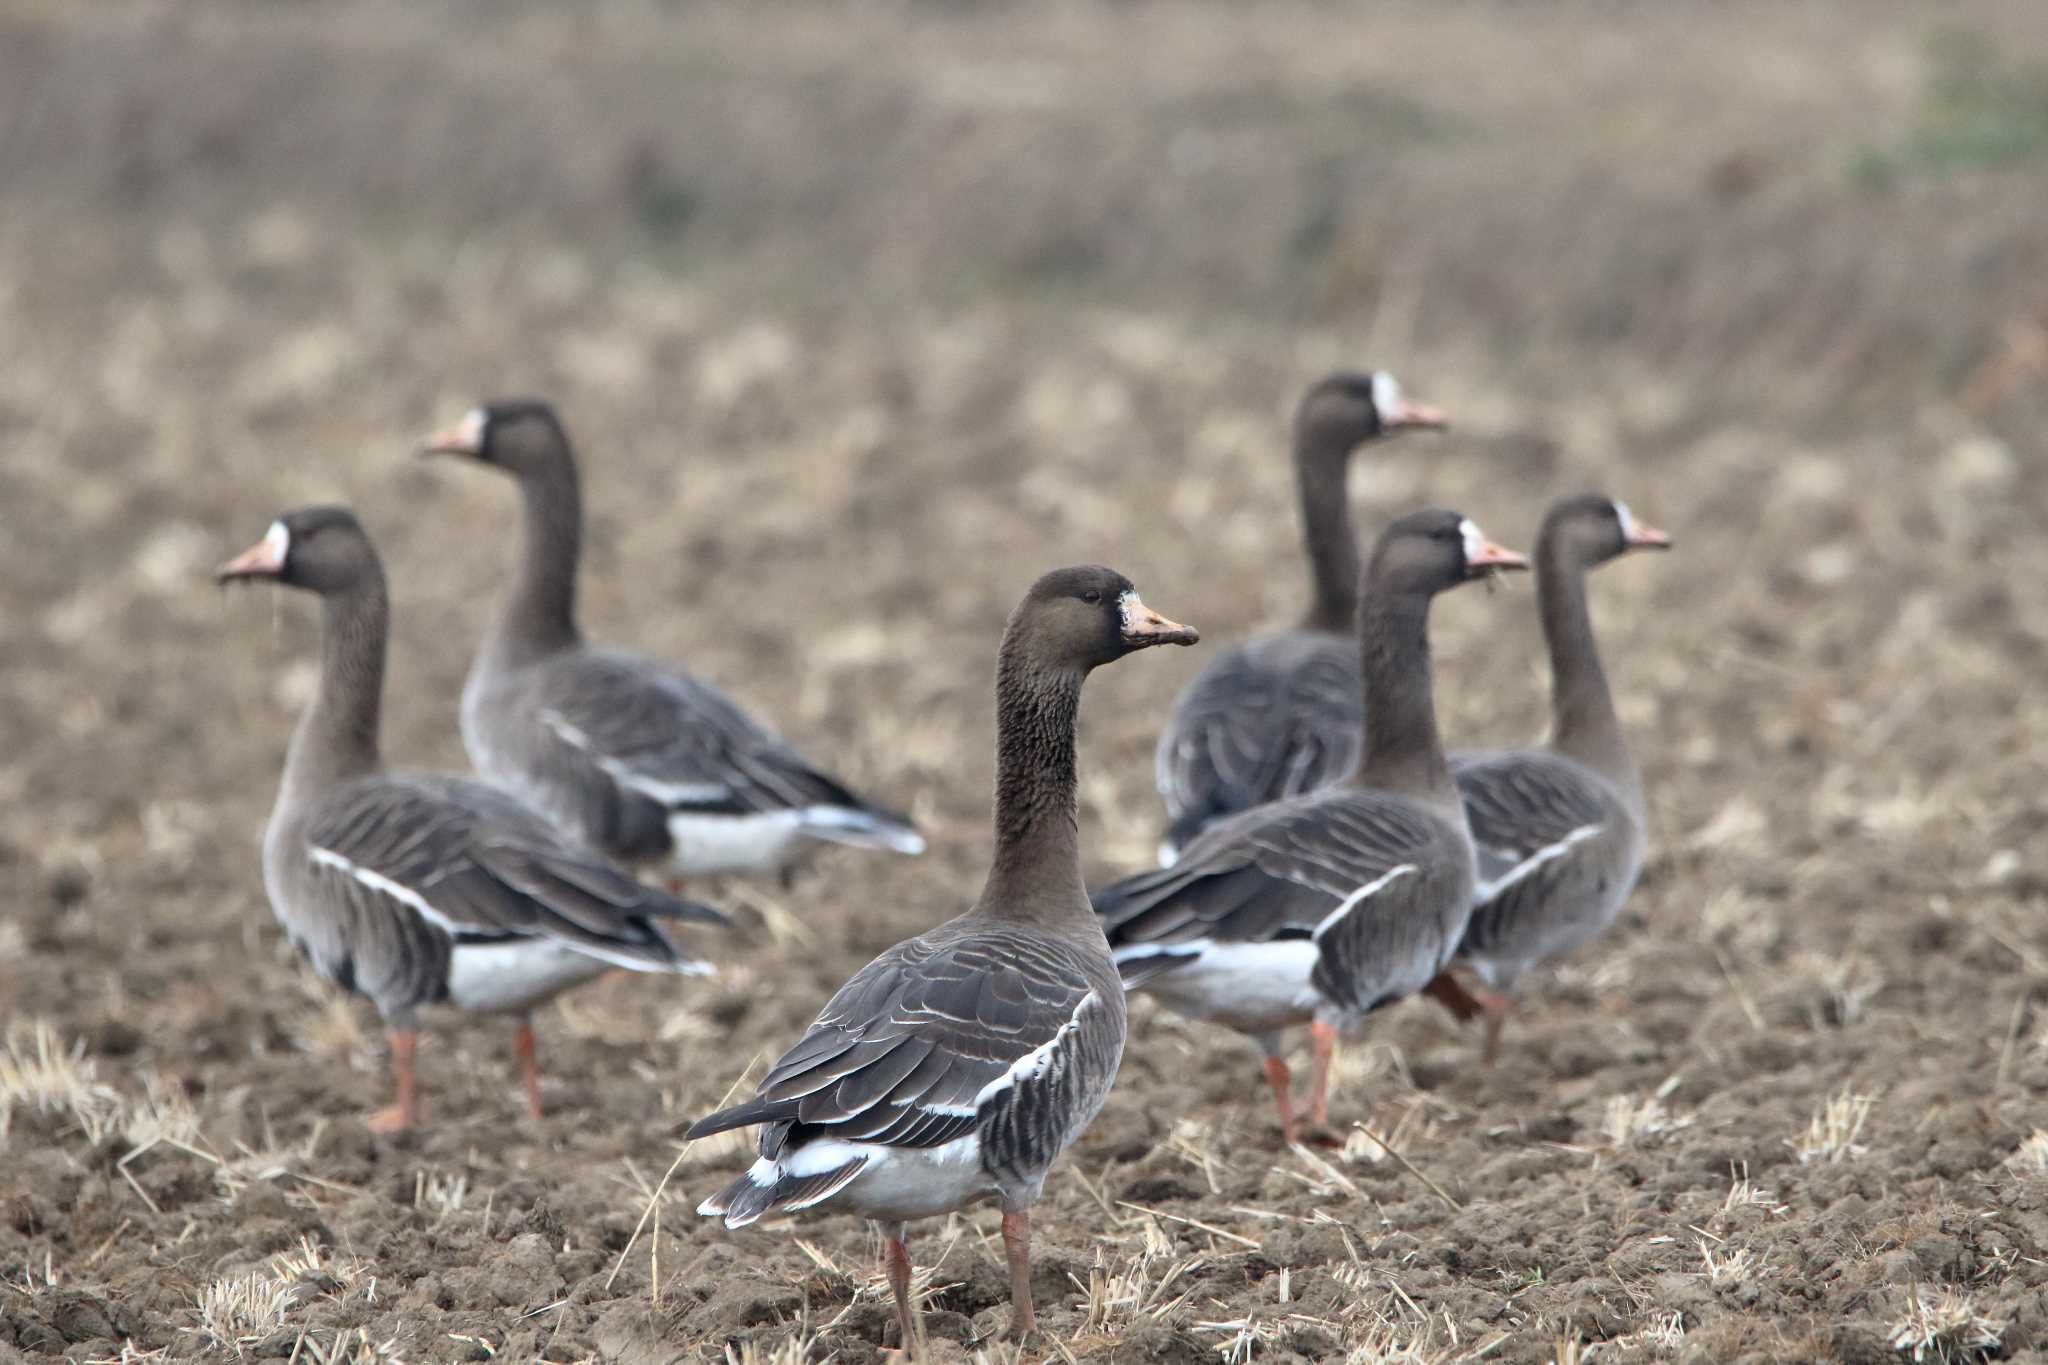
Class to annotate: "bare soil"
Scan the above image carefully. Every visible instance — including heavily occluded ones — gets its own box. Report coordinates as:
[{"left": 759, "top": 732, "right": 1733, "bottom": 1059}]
[{"left": 2, "top": 3, "right": 2046, "bottom": 1362}]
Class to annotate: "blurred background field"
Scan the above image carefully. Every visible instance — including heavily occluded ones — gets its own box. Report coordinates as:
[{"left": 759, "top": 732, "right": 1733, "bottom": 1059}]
[{"left": 1, "top": 3, "right": 2045, "bottom": 1362}]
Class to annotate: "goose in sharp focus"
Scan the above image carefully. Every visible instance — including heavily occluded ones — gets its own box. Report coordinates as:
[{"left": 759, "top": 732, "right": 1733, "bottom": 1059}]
[
  {"left": 219, "top": 507, "right": 729, "bottom": 1132},
  {"left": 1420, "top": 494, "right": 1671, "bottom": 1062},
  {"left": 421, "top": 401, "right": 923, "bottom": 887},
  {"left": 1097, "top": 510, "right": 1523, "bottom": 1144},
  {"left": 1155, "top": 371, "right": 1446, "bottom": 864},
  {"left": 687, "top": 568, "right": 1197, "bottom": 1350}
]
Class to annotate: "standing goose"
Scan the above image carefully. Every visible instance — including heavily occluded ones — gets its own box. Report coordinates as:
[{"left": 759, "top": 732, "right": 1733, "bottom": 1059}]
[
  {"left": 219, "top": 507, "right": 728, "bottom": 1132},
  {"left": 687, "top": 568, "right": 1197, "bottom": 1349},
  {"left": 1422, "top": 494, "right": 1671, "bottom": 1062},
  {"left": 422, "top": 402, "right": 923, "bottom": 886},
  {"left": 1097, "top": 510, "right": 1523, "bottom": 1143},
  {"left": 1155, "top": 371, "right": 1446, "bottom": 863}
]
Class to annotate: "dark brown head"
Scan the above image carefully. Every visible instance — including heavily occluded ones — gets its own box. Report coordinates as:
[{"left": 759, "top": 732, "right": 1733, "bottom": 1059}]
[
  {"left": 1540, "top": 494, "right": 1673, "bottom": 568},
  {"left": 1366, "top": 508, "right": 1528, "bottom": 595},
  {"left": 1004, "top": 566, "right": 1199, "bottom": 674},
  {"left": 421, "top": 400, "right": 571, "bottom": 476},
  {"left": 216, "top": 505, "right": 382, "bottom": 597},
  {"left": 1297, "top": 370, "right": 1448, "bottom": 448}
]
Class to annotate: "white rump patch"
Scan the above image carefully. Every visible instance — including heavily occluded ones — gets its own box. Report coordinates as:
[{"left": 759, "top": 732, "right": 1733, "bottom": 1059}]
[
  {"left": 972, "top": 990, "right": 1101, "bottom": 1110},
  {"left": 1475, "top": 824, "right": 1604, "bottom": 903},
  {"left": 1613, "top": 501, "right": 1635, "bottom": 540},
  {"left": 1371, "top": 371, "right": 1402, "bottom": 425},
  {"left": 1120, "top": 939, "right": 1323, "bottom": 1032},
  {"left": 1312, "top": 864, "right": 1420, "bottom": 943},
  {"left": 447, "top": 938, "right": 610, "bottom": 1012}
]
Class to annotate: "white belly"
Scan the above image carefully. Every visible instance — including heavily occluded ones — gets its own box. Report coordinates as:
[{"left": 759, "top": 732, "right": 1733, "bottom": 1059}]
[
  {"left": 663, "top": 810, "right": 812, "bottom": 875},
  {"left": 1123, "top": 940, "right": 1324, "bottom": 1035},
  {"left": 446, "top": 939, "right": 611, "bottom": 1013}
]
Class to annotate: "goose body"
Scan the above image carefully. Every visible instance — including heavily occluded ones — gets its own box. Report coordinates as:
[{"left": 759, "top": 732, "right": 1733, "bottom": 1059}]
[
  {"left": 1425, "top": 495, "right": 1670, "bottom": 1060},
  {"left": 1155, "top": 372, "right": 1444, "bottom": 862},
  {"left": 689, "top": 567, "right": 1198, "bottom": 1349},
  {"left": 427, "top": 403, "right": 922, "bottom": 881},
  {"left": 221, "top": 508, "right": 727, "bottom": 1131},
  {"left": 1103, "top": 510, "right": 1522, "bottom": 1141}
]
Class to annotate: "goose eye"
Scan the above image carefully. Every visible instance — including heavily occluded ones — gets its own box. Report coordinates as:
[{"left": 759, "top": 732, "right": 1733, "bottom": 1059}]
[{"left": 1081, "top": 590, "right": 1102, "bottom": 604}]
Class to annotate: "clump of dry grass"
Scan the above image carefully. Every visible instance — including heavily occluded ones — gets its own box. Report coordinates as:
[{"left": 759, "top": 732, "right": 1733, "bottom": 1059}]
[
  {"left": 1789, "top": 1089, "right": 1875, "bottom": 1164},
  {"left": 2006, "top": 1129, "right": 2048, "bottom": 1176},
  {"left": 0, "top": 1018, "right": 121, "bottom": 1143},
  {"left": 190, "top": 1236, "right": 374, "bottom": 1355},
  {"left": 1698, "top": 1240, "right": 1759, "bottom": 1287},
  {"left": 725, "top": 1327, "right": 822, "bottom": 1365},
  {"left": 1887, "top": 1288, "right": 2003, "bottom": 1363},
  {"left": 1601, "top": 1077, "right": 1694, "bottom": 1148},
  {"left": 1719, "top": 1163, "right": 1790, "bottom": 1221}
]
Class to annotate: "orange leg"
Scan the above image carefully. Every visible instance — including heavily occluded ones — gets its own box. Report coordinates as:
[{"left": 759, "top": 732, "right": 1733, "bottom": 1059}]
[
  {"left": 1307, "top": 1018, "right": 1339, "bottom": 1130},
  {"left": 1001, "top": 1209, "right": 1036, "bottom": 1340},
  {"left": 1422, "top": 970, "right": 1486, "bottom": 1022},
  {"left": 1479, "top": 991, "right": 1511, "bottom": 1068},
  {"left": 882, "top": 1227, "right": 917, "bottom": 1353},
  {"left": 515, "top": 1019, "right": 544, "bottom": 1119},
  {"left": 1262, "top": 1054, "right": 1299, "bottom": 1144},
  {"left": 367, "top": 1029, "right": 418, "bottom": 1133}
]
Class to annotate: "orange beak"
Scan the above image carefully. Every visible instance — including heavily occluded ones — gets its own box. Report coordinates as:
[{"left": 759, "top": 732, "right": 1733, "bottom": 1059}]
[
  {"left": 216, "top": 524, "right": 288, "bottom": 583},
  {"left": 1120, "top": 594, "right": 1200, "bottom": 648},
  {"left": 421, "top": 408, "right": 485, "bottom": 457},
  {"left": 1625, "top": 520, "right": 1673, "bottom": 550},
  {"left": 1388, "top": 399, "right": 1449, "bottom": 430},
  {"left": 1468, "top": 540, "right": 1529, "bottom": 573}
]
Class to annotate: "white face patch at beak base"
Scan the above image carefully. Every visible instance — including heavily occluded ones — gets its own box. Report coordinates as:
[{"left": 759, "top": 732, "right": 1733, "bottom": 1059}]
[
  {"left": 1371, "top": 371, "right": 1403, "bottom": 427},
  {"left": 1118, "top": 589, "right": 1141, "bottom": 633},
  {"left": 458, "top": 407, "right": 487, "bottom": 450},
  {"left": 1613, "top": 501, "right": 1636, "bottom": 541},
  {"left": 264, "top": 520, "right": 291, "bottom": 569},
  {"left": 1459, "top": 517, "right": 1486, "bottom": 567}
]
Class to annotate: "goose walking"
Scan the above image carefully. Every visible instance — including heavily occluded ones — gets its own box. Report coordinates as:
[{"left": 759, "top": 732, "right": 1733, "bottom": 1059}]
[
  {"left": 1097, "top": 511, "right": 1521, "bottom": 1143},
  {"left": 1155, "top": 371, "right": 1446, "bottom": 863},
  {"left": 687, "top": 568, "right": 1197, "bottom": 1349},
  {"left": 422, "top": 402, "right": 923, "bottom": 886},
  {"left": 219, "top": 507, "right": 728, "bottom": 1131},
  {"left": 1423, "top": 494, "right": 1671, "bottom": 1061}
]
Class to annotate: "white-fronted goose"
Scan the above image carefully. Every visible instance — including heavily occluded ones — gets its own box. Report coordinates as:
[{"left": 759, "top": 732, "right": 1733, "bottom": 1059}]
[
  {"left": 422, "top": 402, "right": 923, "bottom": 885},
  {"left": 687, "top": 568, "right": 1197, "bottom": 1349},
  {"left": 1421, "top": 494, "right": 1671, "bottom": 1062},
  {"left": 219, "top": 507, "right": 728, "bottom": 1132},
  {"left": 1154, "top": 371, "right": 1446, "bottom": 863},
  {"left": 1097, "top": 510, "right": 1523, "bottom": 1143}
]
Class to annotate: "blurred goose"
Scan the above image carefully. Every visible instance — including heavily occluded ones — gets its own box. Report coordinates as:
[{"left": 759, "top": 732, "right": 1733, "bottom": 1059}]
[
  {"left": 1155, "top": 371, "right": 1446, "bottom": 863},
  {"left": 1097, "top": 510, "right": 1522, "bottom": 1143},
  {"left": 1422, "top": 494, "right": 1671, "bottom": 1062},
  {"left": 688, "top": 568, "right": 1197, "bottom": 1349},
  {"left": 219, "top": 507, "right": 728, "bottom": 1132},
  {"left": 422, "top": 402, "right": 923, "bottom": 886}
]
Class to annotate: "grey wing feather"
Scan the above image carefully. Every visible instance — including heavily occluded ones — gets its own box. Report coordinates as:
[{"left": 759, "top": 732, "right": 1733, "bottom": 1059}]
[
  {"left": 1155, "top": 634, "right": 1362, "bottom": 856},
  {"left": 1099, "top": 788, "right": 1471, "bottom": 1013},
  {"left": 529, "top": 649, "right": 918, "bottom": 835},
  {"left": 687, "top": 925, "right": 1112, "bottom": 1163},
  {"left": 306, "top": 775, "right": 724, "bottom": 968},
  {"left": 1451, "top": 752, "right": 1639, "bottom": 982}
]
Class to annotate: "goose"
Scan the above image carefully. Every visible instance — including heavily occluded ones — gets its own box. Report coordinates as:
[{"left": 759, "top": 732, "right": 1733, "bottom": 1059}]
[
  {"left": 1096, "top": 510, "right": 1522, "bottom": 1143},
  {"left": 422, "top": 401, "right": 923, "bottom": 887},
  {"left": 1421, "top": 494, "right": 1671, "bottom": 1062},
  {"left": 219, "top": 506, "right": 728, "bottom": 1132},
  {"left": 1155, "top": 371, "right": 1446, "bottom": 864},
  {"left": 687, "top": 568, "right": 1197, "bottom": 1349}
]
